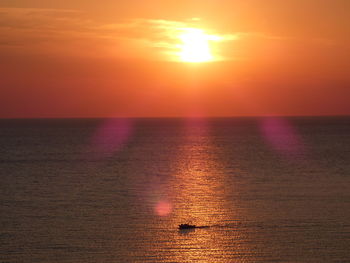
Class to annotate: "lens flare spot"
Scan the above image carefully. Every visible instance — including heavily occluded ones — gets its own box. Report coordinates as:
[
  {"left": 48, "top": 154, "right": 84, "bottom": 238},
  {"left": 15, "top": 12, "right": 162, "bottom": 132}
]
[
  {"left": 260, "top": 117, "right": 304, "bottom": 157},
  {"left": 88, "top": 118, "right": 133, "bottom": 160},
  {"left": 155, "top": 201, "right": 172, "bottom": 216}
]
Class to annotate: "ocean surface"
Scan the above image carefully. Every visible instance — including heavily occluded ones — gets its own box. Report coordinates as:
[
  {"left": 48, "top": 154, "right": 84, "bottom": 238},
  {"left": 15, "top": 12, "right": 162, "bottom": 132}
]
[{"left": 0, "top": 117, "right": 349, "bottom": 263}]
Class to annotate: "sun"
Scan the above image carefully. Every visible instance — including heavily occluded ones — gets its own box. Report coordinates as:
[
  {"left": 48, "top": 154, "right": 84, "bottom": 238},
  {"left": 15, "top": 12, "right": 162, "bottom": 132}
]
[{"left": 178, "top": 28, "right": 219, "bottom": 63}]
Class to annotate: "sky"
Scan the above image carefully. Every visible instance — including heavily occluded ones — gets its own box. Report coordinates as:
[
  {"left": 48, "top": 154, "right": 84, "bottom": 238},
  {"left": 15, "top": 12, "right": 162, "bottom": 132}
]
[{"left": 0, "top": 0, "right": 349, "bottom": 118}]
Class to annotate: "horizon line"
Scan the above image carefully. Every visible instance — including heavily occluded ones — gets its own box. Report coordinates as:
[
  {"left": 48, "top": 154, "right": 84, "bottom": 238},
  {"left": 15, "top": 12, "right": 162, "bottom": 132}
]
[{"left": 0, "top": 114, "right": 349, "bottom": 120}]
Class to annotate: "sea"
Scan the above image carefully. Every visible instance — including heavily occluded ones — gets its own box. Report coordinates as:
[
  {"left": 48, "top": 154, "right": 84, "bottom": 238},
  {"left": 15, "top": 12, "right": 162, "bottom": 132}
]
[{"left": 0, "top": 117, "right": 349, "bottom": 263}]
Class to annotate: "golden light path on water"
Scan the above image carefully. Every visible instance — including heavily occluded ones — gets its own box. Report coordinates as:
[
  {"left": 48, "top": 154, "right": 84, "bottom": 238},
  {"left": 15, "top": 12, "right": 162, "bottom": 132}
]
[{"left": 164, "top": 119, "right": 250, "bottom": 262}]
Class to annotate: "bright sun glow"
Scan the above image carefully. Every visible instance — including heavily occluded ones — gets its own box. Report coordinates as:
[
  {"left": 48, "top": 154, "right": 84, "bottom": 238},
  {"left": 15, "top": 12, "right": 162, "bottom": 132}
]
[{"left": 179, "top": 28, "right": 220, "bottom": 63}]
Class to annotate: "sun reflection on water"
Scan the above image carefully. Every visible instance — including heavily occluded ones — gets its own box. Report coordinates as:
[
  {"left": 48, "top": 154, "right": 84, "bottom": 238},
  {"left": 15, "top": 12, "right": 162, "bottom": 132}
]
[{"left": 166, "top": 118, "right": 244, "bottom": 262}]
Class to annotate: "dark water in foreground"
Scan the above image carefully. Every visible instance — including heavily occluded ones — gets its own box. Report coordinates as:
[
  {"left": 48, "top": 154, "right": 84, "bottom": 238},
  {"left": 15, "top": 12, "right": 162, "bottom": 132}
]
[{"left": 0, "top": 117, "right": 349, "bottom": 262}]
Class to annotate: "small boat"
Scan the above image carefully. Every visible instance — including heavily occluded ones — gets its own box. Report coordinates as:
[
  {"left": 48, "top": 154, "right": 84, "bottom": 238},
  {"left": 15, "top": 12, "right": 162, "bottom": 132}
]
[{"left": 179, "top": 224, "right": 196, "bottom": 229}]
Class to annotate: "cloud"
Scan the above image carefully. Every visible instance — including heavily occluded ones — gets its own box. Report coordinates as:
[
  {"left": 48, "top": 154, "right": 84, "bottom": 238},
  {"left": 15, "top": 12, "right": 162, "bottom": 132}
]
[
  {"left": 0, "top": 8, "right": 289, "bottom": 61},
  {"left": 0, "top": 7, "right": 120, "bottom": 58},
  {"left": 99, "top": 18, "right": 241, "bottom": 61},
  {"left": 0, "top": 8, "right": 83, "bottom": 30}
]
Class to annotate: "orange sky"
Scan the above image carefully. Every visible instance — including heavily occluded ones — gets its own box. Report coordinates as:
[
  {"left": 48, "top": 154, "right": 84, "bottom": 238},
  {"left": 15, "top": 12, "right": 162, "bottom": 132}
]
[{"left": 1, "top": 0, "right": 349, "bottom": 118}]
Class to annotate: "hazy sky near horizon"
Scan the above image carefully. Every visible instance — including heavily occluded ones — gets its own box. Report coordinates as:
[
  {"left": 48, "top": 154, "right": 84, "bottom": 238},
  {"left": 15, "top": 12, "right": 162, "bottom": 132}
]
[{"left": 1, "top": 0, "right": 349, "bottom": 118}]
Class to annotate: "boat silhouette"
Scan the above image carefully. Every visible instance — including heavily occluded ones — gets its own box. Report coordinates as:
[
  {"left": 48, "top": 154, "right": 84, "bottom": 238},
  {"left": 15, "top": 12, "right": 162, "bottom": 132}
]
[
  {"left": 178, "top": 224, "right": 210, "bottom": 230},
  {"left": 178, "top": 224, "right": 196, "bottom": 229}
]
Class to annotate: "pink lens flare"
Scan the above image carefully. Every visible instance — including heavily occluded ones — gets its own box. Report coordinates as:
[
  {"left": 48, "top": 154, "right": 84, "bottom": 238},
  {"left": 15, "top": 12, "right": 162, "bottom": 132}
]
[
  {"left": 260, "top": 117, "right": 305, "bottom": 157},
  {"left": 155, "top": 200, "right": 172, "bottom": 217},
  {"left": 89, "top": 118, "right": 133, "bottom": 160}
]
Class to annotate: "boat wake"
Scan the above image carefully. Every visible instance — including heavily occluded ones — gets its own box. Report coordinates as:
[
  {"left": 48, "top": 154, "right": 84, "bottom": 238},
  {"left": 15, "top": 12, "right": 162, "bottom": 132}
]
[{"left": 178, "top": 223, "right": 239, "bottom": 231}]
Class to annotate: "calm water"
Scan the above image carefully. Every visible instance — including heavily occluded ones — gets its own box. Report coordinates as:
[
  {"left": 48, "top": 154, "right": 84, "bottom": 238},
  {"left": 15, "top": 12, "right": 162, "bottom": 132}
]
[{"left": 1, "top": 117, "right": 349, "bottom": 262}]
